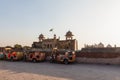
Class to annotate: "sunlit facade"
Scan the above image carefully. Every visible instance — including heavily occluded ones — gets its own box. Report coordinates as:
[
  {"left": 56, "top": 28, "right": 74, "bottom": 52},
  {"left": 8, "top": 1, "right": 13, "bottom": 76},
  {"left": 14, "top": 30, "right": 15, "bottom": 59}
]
[{"left": 32, "top": 31, "right": 78, "bottom": 50}]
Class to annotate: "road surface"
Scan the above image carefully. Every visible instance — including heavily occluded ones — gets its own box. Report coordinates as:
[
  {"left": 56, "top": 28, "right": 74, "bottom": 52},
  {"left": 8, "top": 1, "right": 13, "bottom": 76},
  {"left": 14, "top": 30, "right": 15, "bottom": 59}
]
[{"left": 0, "top": 61, "right": 120, "bottom": 80}]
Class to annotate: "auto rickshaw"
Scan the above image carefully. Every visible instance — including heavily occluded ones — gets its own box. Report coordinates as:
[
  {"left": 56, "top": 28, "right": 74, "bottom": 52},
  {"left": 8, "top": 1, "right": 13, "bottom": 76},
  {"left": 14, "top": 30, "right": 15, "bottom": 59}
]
[
  {"left": 23, "top": 49, "right": 46, "bottom": 62},
  {"left": 5, "top": 51, "right": 23, "bottom": 61},
  {"left": 49, "top": 49, "right": 76, "bottom": 64},
  {"left": 0, "top": 52, "right": 5, "bottom": 60},
  {"left": 4, "top": 48, "right": 24, "bottom": 61}
]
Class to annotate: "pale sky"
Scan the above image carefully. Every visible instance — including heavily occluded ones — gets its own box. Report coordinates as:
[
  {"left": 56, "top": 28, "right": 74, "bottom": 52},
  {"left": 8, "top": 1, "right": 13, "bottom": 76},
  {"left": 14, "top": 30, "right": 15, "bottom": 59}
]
[{"left": 0, "top": 0, "right": 120, "bottom": 49}]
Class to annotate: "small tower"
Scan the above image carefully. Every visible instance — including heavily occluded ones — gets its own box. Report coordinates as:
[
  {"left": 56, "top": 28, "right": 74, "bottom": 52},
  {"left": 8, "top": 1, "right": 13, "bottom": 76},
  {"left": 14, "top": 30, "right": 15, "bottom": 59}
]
[
  {"left": 54, "top": 34, "right": 56, "bottom": 39},
  {"left": 65, "top": 31, "right": 74, "bottom": 40},
  {"left": 38, "top": 34, "right": 45, "bottom": 42}
]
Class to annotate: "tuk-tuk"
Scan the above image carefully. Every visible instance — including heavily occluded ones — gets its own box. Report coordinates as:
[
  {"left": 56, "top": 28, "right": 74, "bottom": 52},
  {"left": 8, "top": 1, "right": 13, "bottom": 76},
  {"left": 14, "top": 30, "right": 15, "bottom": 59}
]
[
  {"left": 0, "top": 52, "right": 5, "bottom": 60},
  {"left": 49, "top": 49, "right": 76, "bottom": 64},
  {"left": 5, "top": 51, "right": 23, "bottom": 61},
  {"left": 23, "top": 49, "right": 46, "bottom": 62}
]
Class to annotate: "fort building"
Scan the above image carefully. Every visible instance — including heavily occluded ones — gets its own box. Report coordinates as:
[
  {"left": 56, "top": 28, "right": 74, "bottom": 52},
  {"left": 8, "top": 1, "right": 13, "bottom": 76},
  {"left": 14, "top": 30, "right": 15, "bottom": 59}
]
[{"left": 32, "top": 31, "right": 78, "bottom": 51}]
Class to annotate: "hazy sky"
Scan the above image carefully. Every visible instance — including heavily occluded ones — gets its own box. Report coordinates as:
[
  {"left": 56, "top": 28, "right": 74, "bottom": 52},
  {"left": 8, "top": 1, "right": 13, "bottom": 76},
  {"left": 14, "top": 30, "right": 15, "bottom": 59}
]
[{"left": 0, "top": 0, "right": 120, "bottom": 49}]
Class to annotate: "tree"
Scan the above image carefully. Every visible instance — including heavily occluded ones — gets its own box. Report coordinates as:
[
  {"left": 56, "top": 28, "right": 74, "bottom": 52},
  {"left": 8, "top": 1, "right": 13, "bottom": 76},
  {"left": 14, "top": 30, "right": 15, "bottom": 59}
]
[
  {"left": 23, "top": 46, "right": 31, "bottom": 50},
  {"left": 14, "top": 44, "right": 22, "bottom": 50},
  {"left": 5, "top": 46, "right": 13, "bottom": 48}
]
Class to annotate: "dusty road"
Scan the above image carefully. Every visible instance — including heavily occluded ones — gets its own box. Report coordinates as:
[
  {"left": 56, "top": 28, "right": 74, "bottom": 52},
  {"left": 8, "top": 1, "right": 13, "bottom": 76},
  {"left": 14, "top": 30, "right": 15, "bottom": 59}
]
[{"left": 0, "top": 61, "right": 120, "bottom": 80}]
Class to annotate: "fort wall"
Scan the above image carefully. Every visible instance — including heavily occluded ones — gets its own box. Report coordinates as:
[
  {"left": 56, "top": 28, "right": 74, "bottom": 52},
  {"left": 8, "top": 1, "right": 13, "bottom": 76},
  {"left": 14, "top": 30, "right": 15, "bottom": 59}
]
[
  {"left": 76, "top": 57, "right": 120, "bottom": 65},
  {"left": 76, "top": 48, "right": 120, "bottom": 65}
]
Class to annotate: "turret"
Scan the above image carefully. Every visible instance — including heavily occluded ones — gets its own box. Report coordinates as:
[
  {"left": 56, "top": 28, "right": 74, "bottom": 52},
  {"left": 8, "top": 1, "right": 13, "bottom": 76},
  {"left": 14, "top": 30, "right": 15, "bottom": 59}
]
[
  {"left": 38, "top": 34, "right": 45, "bottom": 42},
  {"left": 65, "top": 31, "right": 74, "bottom": 40}
]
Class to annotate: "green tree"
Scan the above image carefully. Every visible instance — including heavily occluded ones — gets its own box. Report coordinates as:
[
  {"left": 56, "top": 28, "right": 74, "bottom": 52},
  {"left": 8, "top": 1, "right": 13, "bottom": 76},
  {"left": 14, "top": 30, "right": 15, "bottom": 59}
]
[
  {"left": 5, "top": 46, "right": 13, "bottom": 48},
  {"left": 14, "top": 44, "right": 22, "bottom": 50},
  {"left": 23, "top": 46, "right": 31, "bottom": 50}
]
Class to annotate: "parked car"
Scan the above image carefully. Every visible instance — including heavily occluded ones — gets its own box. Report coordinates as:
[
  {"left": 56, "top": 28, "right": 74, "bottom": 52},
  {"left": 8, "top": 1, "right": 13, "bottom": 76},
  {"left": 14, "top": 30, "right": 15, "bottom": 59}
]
[{"left": 49, "top": 49, "right": 76, "bottom": 64}]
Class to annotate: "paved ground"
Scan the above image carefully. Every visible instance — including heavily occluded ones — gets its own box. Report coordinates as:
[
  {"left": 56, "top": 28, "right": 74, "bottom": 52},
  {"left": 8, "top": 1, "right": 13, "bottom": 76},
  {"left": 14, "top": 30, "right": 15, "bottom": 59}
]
[{"left": 0, "top": 61, "right": 120, "bottom": 80}]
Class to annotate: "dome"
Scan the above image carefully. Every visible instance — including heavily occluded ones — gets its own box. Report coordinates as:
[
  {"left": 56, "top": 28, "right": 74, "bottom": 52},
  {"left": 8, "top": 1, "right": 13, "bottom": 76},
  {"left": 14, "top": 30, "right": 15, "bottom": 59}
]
[
  {"left": 39, "top": 34, "right": 44, "bottom": 38},
  {"left": 38, "top": 34, "right": 45, "bottom": 41},
  {"left": 65, "top": 31, "right": 74, "bottom": 37}
]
